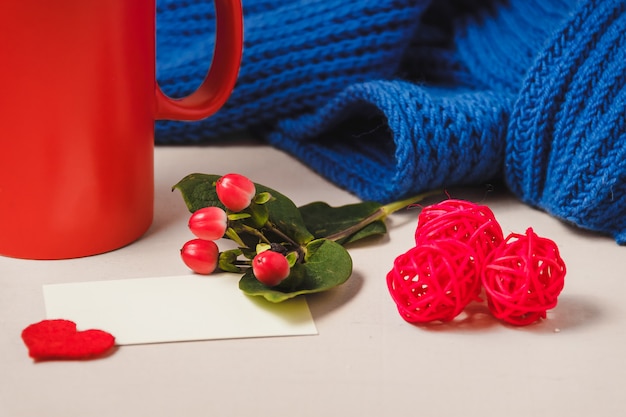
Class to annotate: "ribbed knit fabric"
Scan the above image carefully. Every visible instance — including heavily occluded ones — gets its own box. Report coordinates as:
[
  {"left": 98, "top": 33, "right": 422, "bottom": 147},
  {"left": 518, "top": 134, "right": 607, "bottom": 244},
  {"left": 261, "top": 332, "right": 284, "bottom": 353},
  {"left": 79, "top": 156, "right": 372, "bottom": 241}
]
[
  {"left": 156, "top": 0, "right": 430, "bottom": 138},
  {"left": 155, "top": 0, "right": 626, "bottom": 244},
  {"left": 506, "top": 0, "right": 626, "bottom": 244}
]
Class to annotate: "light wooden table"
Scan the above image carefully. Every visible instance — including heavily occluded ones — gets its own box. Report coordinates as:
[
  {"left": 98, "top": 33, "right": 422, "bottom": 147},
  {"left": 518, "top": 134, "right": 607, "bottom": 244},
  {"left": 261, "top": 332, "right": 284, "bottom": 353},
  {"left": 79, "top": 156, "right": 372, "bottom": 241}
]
[{"left": 2, "top": 141, "right": 624, "bottom": 417}]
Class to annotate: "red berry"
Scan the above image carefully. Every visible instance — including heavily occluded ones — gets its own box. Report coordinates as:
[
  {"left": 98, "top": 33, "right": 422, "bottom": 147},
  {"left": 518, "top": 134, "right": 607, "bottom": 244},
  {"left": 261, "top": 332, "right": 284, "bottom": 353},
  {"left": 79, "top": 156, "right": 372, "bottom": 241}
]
[
  {"left": 188, "top": 207, "right": 228, "bottom": 241},
  {"left": 252, "top": 250, "right": 290, "bottom": 287},
  {"left": 216, "top": 173, "right": 256, "bottom": 212},
  {"left": 180, "top": 239, "right": 219, "bottom": 275}
]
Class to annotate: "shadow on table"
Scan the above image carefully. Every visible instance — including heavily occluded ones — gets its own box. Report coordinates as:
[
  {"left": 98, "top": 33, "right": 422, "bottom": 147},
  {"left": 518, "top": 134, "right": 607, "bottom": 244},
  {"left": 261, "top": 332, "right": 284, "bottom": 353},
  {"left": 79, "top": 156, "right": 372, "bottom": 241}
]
[
  {"left": 523, "top": 294, "right": 603, "bottom": 334},
  {"left": 398, "top": 294, "right": 601, "bottom": 334},
  {"left": 306, "top": 271, "right": 365, "bottom": 320},
  {"left": 414, "top": 301, "right": 499, "bottom": 332}
]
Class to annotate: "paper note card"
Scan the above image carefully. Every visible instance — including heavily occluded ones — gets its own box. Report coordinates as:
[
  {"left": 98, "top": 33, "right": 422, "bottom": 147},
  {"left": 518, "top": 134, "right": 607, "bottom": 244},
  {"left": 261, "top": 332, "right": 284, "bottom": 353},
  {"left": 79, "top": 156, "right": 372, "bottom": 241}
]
[{"left": 43, "top": 274, "right": 317, "bottom": 345}]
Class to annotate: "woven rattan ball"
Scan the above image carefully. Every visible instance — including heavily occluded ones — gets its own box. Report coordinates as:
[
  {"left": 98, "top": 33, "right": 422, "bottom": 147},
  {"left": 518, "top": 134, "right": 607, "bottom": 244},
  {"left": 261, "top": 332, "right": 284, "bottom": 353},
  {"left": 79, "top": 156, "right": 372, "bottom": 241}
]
[
  {"left": 414, "top": 199, "right": 504, "bottom": 264},
  {"left": 481, "top": 228, "right": 566, "bottom": 326},
  {"left": 387, "top": 238, "right": 481, "bottom": 323}
]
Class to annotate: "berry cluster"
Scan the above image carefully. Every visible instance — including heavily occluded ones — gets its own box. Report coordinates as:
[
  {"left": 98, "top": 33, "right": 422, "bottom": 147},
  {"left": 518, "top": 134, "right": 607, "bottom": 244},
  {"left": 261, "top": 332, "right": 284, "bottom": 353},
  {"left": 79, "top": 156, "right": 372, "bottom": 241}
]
[
  {"left": 387, "top": 199, "right": 566, "bottom": 326},
  {"left": 180, "top": 173, "right": 292, "bottom": 287},
  {"left": 175, "top": 172, "right": 442, "bottom": 302}
]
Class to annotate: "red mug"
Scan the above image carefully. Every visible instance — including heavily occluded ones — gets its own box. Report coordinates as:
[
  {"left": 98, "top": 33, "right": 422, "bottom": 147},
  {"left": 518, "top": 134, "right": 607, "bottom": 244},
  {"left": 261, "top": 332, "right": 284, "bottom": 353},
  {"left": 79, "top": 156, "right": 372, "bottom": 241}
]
[{"left": 0, "top": 1, "right": 243, "bottom": 259}]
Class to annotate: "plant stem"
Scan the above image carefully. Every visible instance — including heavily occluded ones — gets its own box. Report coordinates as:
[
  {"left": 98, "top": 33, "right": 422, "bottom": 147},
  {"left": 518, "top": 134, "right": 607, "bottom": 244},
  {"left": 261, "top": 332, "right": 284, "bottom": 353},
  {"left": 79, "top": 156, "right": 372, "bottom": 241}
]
[
  {"left": 225, "top": 228, "right": 247, "bottom": 247},
  {"left": 325, "top": 189, "right": 441, "bottom": 242},
  {"left": 241, "top": 224, "right": 272, "bottom": 244},
  {"left": 265, "top": 220, "right": 306, "bottom": 262}
]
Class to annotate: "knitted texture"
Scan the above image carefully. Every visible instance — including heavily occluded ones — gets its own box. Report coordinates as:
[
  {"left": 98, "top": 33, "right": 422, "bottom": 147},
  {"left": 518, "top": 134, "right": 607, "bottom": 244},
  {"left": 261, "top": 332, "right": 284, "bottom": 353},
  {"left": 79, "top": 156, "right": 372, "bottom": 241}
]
[
  {"left": 156, "top": 0, "right": 626, "bottom": 244},
  {"left": 505, "top": 0, "right": 626, "bottom": 244},
  {"left": 156, "top": 0, "right": 430, "bottom": 138}
]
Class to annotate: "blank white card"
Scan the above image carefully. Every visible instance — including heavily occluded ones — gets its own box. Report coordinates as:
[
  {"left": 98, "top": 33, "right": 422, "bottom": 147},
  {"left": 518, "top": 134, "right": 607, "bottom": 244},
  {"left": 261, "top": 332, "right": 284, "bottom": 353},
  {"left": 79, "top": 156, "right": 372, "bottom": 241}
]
[{"left": 43, "top": 274, "right": 317, "bottom": 345}]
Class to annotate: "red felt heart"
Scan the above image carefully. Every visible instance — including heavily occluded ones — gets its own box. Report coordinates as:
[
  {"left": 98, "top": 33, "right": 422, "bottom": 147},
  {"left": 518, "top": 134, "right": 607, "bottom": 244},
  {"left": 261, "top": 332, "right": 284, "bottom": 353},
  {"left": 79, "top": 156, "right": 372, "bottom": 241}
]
[{"left": 21, "top": 319, "right": 115, "bottom": 360}]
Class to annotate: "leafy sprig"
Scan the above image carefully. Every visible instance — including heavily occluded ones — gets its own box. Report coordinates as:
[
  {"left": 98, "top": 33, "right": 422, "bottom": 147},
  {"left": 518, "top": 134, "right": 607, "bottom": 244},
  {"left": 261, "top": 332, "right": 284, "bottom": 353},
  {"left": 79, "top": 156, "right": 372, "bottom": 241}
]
[{"left": 173, "top": 173, "right": 437, "bottom": 302}]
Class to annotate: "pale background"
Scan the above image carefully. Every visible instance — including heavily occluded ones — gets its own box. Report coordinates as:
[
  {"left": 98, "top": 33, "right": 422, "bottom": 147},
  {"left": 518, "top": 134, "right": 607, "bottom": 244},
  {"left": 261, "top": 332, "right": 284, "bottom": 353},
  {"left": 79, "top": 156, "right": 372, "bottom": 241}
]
[{"left": 2, "top": 141, "right": 624, "bottom": 416}]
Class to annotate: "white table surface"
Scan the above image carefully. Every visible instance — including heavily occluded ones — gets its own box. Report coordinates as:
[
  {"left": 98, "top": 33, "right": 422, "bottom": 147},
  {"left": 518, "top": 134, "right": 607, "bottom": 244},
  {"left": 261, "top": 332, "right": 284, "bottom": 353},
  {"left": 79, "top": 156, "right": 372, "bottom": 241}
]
[{"left": 2, "top": 141, "right": 625, "bottom": 417}]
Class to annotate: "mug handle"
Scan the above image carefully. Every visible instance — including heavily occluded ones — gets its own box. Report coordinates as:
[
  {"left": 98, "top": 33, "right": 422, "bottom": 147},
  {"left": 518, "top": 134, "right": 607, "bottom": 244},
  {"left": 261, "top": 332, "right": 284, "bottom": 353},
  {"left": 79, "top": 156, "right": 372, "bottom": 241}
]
[{"left": 155, "top": 0, "right": 243, "bottom": 121}]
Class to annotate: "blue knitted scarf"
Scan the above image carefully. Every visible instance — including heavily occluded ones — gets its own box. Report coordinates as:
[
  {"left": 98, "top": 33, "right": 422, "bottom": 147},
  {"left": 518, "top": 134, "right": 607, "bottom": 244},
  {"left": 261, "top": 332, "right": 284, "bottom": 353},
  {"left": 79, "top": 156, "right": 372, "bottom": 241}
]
[{"left": 155, "top": 0, "right": 626, "bottom": 244}]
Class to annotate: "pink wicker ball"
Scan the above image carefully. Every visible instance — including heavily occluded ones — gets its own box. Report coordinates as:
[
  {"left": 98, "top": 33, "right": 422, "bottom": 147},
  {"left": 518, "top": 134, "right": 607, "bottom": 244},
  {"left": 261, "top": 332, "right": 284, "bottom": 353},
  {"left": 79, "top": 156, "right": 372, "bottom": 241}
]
[
  {"left": 481, "top": 228, "right": 566, "bottom": 326},
  {"left": 414, "top": 199, "right": 504, "bottom": 264},
  {"left": 386, "top": 238, "right": 481, "bottom": 323}
]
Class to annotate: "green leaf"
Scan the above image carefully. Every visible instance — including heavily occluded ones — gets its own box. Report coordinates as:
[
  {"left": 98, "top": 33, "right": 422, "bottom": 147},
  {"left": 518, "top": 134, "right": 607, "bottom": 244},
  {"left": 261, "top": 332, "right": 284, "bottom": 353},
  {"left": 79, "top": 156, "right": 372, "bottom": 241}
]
[
  {"left": 298, "top": 201, "right": 387, "bottom": 245},
  {"left": 253, "top": 192, "right": 273, "bottom": 205},
  {"left": 218, "top": 249, "right": 243, "bottom": 273},
  {"left": 172, "top": 173, "right": 224, "bottom": 211},
  {"left": 256, "top": 243, "right": 271, "bottom": 253},
  {"left": 285, "top": 251, "right": 298, "bottom": 267},
  {"left": 339, "top": 222, "right": 387, "bottom": 245},
  {"left": 228, "top": 213, "right": 251, "bottom": 221},
  {"left": 247, "top": 201, "right": 269, "bottom": 228},
  {"left": 238, "top": 238, "right": 353, "bottom": 302},
  {"left": 173, "top": 173, "right": 314, "bottom": 245}
]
